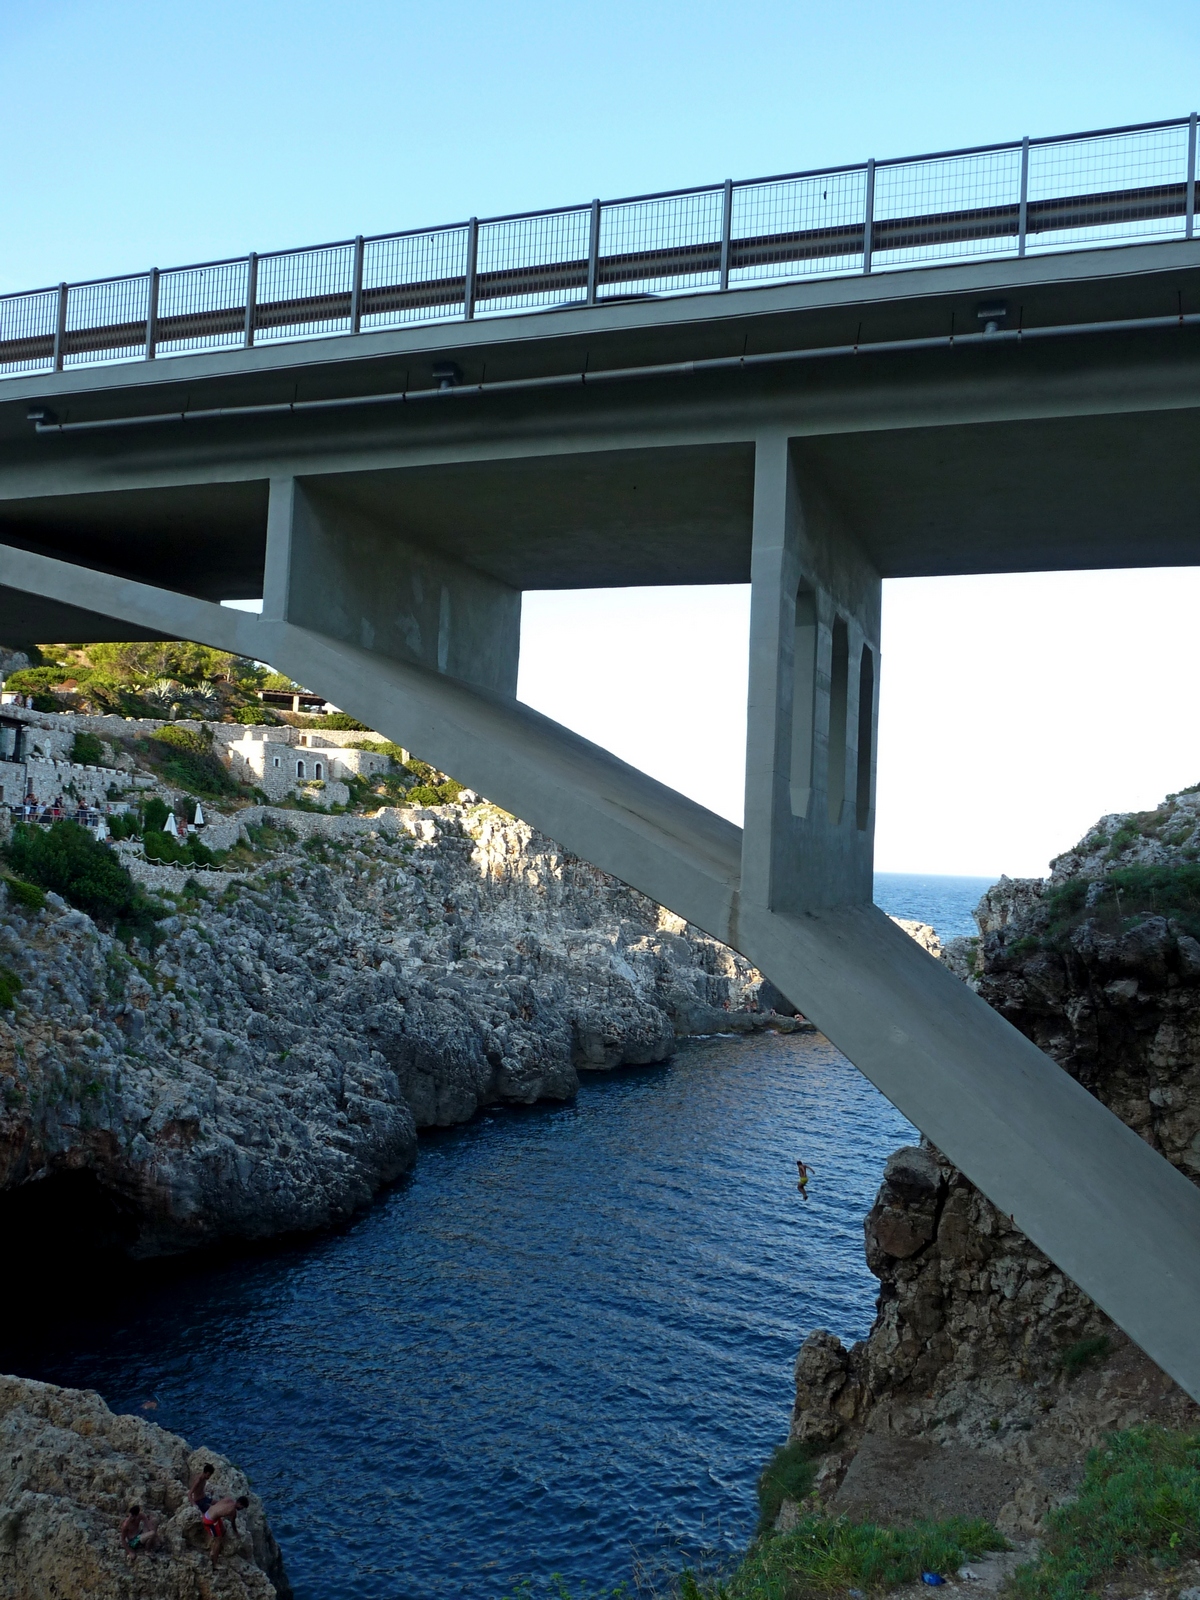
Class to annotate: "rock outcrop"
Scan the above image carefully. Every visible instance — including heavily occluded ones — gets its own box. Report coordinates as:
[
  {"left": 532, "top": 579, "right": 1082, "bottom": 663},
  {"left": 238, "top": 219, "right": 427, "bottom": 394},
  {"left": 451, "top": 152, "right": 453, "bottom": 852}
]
[
  {"left": 0, "top": 1374, "right": 289, "bottom": 1598},
  {"left": 789, "top": 788, "right": 1200, "bottom": 1535},
  {"left": 0, "top": 804, "right": 771, "bottom": 1259}
]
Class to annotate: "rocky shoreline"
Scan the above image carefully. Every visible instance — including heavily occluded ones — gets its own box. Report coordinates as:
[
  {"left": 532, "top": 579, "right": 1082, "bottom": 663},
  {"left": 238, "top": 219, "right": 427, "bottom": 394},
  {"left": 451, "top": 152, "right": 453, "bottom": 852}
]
[
  {"left": 788, "top": 786, "right": 1200, "bottom": 1541},
  {"left": 0, "top": 802, "right": 796, "bottom": 1262},
  {"left": 0, "top": 1374, "right": 290, "bottom": 1599}
]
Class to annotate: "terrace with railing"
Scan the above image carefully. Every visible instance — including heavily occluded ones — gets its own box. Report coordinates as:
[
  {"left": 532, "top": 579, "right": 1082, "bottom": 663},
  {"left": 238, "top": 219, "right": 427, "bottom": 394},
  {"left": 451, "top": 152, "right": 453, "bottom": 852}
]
[{"left": 2, "top": 114, "right": 1197, "bottom": 379}]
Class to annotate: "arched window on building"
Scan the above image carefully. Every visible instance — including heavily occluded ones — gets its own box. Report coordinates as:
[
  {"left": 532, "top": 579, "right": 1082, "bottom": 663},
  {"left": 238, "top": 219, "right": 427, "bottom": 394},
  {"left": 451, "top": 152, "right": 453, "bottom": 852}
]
[
  {"left": 296, "top": 760, "right": 305, "bottom": 778},
  {"left": 314, "top": 762, "right": 323, "bottom": 779}
]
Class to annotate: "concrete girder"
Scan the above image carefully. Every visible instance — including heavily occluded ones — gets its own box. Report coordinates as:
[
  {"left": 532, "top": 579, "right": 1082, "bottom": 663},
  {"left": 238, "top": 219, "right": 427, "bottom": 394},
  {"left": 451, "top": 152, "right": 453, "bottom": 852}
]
[{"left": 4, "top": 537, "right": 1200, "bottom": 1403}]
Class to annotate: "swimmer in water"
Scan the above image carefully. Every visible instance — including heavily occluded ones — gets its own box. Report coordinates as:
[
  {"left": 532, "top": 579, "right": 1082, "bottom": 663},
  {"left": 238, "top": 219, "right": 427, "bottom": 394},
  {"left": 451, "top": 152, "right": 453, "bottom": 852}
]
[{"left": 796, "top": 1159, "right": 813, "bottom": 1199}]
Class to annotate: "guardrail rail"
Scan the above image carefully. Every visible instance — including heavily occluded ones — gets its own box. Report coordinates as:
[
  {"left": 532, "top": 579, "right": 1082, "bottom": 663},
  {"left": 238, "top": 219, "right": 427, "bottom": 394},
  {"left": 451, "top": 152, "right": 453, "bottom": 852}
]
[{"left": 2, "top": 114, "right": 1197, "bottom": 379}]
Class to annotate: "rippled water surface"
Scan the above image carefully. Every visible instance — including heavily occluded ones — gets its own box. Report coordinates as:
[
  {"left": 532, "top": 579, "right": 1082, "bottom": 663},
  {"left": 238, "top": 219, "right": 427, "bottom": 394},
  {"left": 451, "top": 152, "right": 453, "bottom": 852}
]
[{"left": 6, "top": 1033, "right": 915, "bottom": 1599}]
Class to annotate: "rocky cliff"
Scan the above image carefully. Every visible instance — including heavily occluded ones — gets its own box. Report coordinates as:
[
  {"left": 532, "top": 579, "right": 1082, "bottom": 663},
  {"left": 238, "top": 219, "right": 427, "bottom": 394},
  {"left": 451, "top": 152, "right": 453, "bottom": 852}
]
[
  {"left": 789, "top": 787, "right": 1200, "bottom": 1536},
  {"left": 0, "top": 1375, "right": 289, "bottom": 1598},
  {"left": 0, "top": 802, "right": 773, "bottom": 1263}
]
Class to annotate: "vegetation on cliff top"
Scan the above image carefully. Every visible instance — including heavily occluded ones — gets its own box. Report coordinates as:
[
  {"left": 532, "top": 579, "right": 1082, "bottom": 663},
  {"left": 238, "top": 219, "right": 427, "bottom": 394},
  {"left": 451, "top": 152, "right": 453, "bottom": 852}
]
[
  {"left": 6, "top": 641, "right": 280, "bottom": 721},
  {"left": 1010, "top": 1426, "right": 1200, "bottom": 1600},
  {"left": 1008, "top": 864, "right": 1200, "bottom": 959},
  {"left": 689, "top": 1516, "right": 1004, "bottom": 1598}
]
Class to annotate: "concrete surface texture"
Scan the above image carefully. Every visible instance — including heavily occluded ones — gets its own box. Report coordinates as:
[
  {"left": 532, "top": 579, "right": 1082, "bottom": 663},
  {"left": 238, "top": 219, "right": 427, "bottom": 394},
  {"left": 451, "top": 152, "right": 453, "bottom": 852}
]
[{"left": 2, "top": 234, "right": 1200, "bottom": 1400}]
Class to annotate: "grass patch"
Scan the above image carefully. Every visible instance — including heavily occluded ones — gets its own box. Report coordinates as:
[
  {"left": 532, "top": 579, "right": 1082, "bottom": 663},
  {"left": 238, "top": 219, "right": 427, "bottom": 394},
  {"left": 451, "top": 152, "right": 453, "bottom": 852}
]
[
  {"left": 757, "top": 1442, "right": 820, "bottom": 1534},
  {"left": 1010, "top": 1425, "right": 1200, "bottom": 1600},
  {"left": 691, "top": 1513, "right": 1004, "bottom": 1598},
  {"left": 1058, "top": 1336, "right": 1111, "bottom": 1380}
]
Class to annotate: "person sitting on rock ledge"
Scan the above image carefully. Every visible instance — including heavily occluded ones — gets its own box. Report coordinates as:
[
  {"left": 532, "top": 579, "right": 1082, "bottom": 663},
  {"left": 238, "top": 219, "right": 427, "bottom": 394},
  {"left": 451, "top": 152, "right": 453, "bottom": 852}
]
[
  {"left": 119, "top": 1504, "right": 162, "bottom": 1557},
  {"left": 203, "top": 1492, "right": 250, "bottom": 1566}
]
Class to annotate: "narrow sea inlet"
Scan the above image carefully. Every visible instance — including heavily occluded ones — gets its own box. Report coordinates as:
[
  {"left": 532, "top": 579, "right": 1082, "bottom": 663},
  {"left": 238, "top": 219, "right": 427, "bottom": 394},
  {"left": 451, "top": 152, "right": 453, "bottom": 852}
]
[{"left": 5, "top": 1032, "right": 914, "bottom": 1598}]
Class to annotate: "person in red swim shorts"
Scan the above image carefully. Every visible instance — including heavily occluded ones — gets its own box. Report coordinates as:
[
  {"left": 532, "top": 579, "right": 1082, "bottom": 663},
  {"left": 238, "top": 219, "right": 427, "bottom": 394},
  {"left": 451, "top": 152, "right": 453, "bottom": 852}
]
[{"left": 202, "top": 1493, "right": 250, "bottom": 1566}]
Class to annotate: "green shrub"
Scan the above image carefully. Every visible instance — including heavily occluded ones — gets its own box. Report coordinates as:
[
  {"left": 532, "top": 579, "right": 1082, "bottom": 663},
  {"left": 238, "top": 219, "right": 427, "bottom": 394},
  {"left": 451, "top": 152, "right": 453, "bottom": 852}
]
[
  {"left": 107, "top": 812, "right": 139, "bottom": 841},
  {"left": 406, "top": 784, "right": 443, "bottom": 806},
  {"left": 348, "top": 739, "right": 406, "bottom": 763},
  {"left": 5, "top": 821, "right": 161, "bottom": 937},
  {"left": 756, "top": 1440, "right": 819, "bottom": 1534},
  {"left": 1011, "top": 1426, "right": 1200, "bottom": 1600},
  {"left": 1059, "top": 1335, "right": 1111, "bottom": 1379},
  {"left": 237, "top": 704, "right": 279, "bottom": 726},
  {"left": 0, "top": 965, "right": 22, "bottom": 1007},
  {"left": 142, "top": 797, "right": 170, "bottom": 833},
  {"left": 318, "top": 712, "right": 369, "bottom": 731},
  {"left": 71, "top": 732, "right": 104, "bottom": 765},
  {"left": 4, "top": 666, "right": 75, "bottom": 694},
  {"left": 4, "top": 876, "right": 46, "bottom": 911},
  {"left": 143, "top": 830, "right": 218, "bottom": 868}
]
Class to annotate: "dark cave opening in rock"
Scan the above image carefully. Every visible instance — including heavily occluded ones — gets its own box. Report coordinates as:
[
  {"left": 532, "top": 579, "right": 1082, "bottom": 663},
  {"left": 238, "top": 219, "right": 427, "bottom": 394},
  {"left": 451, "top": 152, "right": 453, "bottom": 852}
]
[{"left": 4, "top": 1171, "right": 142, "bottom": 1310}]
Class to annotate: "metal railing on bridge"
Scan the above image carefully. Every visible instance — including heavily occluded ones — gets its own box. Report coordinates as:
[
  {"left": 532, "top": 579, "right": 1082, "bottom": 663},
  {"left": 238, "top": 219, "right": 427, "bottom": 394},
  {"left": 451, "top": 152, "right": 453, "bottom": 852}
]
[{"left": 2, "top": 113, "right": 1197, "bottom": 379}]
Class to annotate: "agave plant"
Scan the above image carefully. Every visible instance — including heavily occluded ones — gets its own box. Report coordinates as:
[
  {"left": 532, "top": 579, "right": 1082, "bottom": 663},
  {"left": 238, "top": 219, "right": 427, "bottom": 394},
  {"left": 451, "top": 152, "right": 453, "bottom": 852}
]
[{"left": 145, "top": 677, "right": 182, "bottom": 707}]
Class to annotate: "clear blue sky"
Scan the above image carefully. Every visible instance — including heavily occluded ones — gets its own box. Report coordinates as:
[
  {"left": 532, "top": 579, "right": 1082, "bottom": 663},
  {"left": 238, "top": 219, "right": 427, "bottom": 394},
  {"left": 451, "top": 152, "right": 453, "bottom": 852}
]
[
  {"left": 4, "top": 1, "right": 1199, "bottom": 876},
  {"left": 3, "top": 0, "right": 1197, "bottom": 291}
]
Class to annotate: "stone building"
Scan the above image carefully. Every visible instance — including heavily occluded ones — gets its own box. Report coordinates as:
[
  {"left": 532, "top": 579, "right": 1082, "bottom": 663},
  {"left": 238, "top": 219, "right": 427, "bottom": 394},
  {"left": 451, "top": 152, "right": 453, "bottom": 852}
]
[{"left": 224, "top": 728, "right": 390, "bottom": 804}]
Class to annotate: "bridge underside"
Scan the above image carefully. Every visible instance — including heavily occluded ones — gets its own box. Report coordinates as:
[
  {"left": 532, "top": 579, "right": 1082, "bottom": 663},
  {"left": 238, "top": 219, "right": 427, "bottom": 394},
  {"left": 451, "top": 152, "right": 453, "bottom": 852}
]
[{"left": 4, "top": 240, "right": 1200, "bottom": 1398}]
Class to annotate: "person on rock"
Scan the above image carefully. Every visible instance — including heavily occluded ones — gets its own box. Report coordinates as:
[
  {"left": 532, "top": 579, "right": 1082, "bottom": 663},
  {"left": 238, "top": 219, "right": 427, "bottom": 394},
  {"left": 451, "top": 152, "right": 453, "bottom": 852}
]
[
  {"left": 119, "top": 1504, "right": 162, "bottom": 1556},
  {"left": 796, "top": 1158, "right": 813, "bottom": 1200},
  {"left": 203, "top": 1492, "right": 250, "bottom": 1566},
  {"left": 189, "top": 1462, "right": 217, "bottom": 1512}
]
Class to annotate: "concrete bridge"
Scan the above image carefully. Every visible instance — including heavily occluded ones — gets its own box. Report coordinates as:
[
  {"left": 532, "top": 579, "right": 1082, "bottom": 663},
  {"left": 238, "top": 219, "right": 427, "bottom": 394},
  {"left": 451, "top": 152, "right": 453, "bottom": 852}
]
[{"left": 3, "top": 115, "right": 1200, "bottom": 1398}]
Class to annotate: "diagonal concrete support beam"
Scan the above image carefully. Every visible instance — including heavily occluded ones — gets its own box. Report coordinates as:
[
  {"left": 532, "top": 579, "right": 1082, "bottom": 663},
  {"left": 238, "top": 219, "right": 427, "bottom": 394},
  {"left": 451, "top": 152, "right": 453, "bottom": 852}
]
[{"left": 6, "top": 541, "right": 1200, "bottom": 1402}]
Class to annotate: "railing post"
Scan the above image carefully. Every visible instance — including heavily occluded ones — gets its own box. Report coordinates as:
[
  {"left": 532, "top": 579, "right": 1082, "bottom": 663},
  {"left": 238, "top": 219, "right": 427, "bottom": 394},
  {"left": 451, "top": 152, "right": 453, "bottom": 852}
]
[
  {"left": 52, "top": 282, "right": 68, "bottom": 372},
  {"left": 350, "top": 235, "right": 365, "bottom": 333},
  {"left": 586, "top": 198, "right": 601, "bottom": 305},
  {"left": 464, "top": 217, "right": 479, "bottom": 320},
  {"left": 1018, "top": 136, "right": 1030, "bottom": 257},
  {"left": 862, "top": 159, "right": 875, "bottom": 274},
  {"left": 244, "top": 252, "right": 258, "bottom": 348},
  {"left": 719, "top": 179, "right": 734, "bottom": 290},
  {"left": 145, "top": 268, "right": 160, "bottom": 360},
  {"left": 1187, "top": 114, "right": 1197, "bottom": 241}
]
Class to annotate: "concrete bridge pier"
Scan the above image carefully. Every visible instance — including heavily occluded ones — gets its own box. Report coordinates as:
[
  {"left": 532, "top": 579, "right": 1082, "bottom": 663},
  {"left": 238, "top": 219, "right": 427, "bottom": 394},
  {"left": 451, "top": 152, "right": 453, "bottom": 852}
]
[
  {"left": 262, "top": 475, "right": 521, "bottom": 695},
  {"left": 742, "top": 432, "right": 879, "bottom": 916}
]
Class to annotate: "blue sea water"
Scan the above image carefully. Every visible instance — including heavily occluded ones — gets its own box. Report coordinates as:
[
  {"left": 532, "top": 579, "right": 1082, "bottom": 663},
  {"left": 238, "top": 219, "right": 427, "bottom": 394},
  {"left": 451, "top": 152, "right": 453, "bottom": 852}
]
[
  {"left": 873, "top": 871, "right": 997, "bottom": 941},
  {"left": 1, "top": 873, "right": 989, "bottom": 1599},
  {"left": 4, "top": 1034, "right": 915, "bottom": 1600}
]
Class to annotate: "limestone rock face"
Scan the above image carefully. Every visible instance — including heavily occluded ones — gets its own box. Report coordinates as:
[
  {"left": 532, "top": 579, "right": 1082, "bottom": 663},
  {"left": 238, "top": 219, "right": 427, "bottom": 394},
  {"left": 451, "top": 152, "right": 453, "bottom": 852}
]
[
  {"left": 0, "top": 1374, "right": 289, "bottom": 1599},
  {"left": 0, "top": 805, "right": 765, "bottom": 1257},
  {"left": 790, "top": 790, "right": 1200, "bottom": 1535}
]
